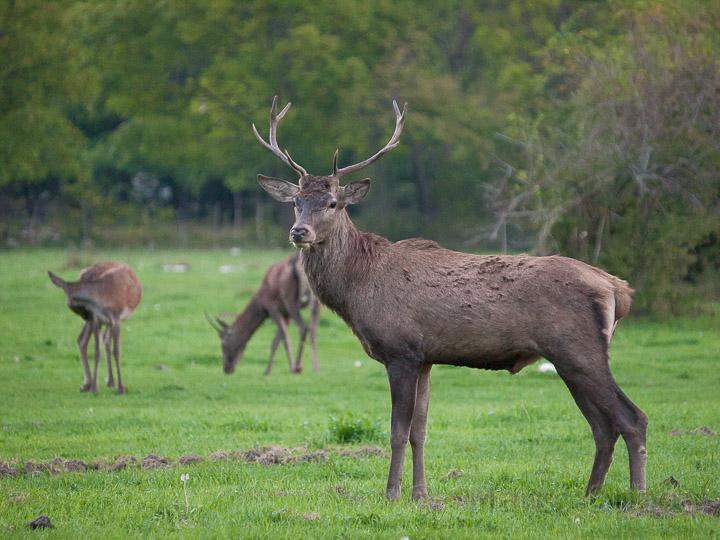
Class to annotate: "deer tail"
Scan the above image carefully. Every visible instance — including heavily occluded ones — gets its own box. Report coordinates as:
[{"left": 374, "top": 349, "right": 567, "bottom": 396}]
[
  {"left": 612, "top": 277, "right": 634, "bottom": 321},
  {"left": 48, "top": 271, "right": 68, "bottom": 291}
]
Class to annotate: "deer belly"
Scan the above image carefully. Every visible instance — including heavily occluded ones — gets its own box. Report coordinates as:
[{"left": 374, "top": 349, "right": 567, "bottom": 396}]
[{"left": 431, "top": 350, "right": 541, "bottom": 373}]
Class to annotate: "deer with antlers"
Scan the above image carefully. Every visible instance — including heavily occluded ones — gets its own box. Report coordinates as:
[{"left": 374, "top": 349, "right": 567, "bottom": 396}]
[
  {"left": 48, "top": 261, "right": 142, "bottom": 394},
  {"left": 253, "top": 96, "right": 647, "bottom": 501},
  {"left": 206, "top": 254, "right": 320, "bottom": 375}
]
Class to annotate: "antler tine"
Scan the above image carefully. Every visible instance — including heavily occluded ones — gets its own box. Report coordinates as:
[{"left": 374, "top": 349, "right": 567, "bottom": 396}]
[
  {"left": 334, "top": 100, "right": 407, "bottom": 178},
  {"left": 252, "top": 96, "right": 307, "bottom": 177}
]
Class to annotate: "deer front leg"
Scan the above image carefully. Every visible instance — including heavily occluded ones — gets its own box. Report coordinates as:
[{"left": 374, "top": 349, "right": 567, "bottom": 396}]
[
  {"left": 270, "top": 312, "right": 296, "bottom": 372},
  {"left": 77, "top": 322, "right": 92, "bottom": 392},
  {"left": 265, "top": 329, "right": 283, "bottom": 376},
  {"left": 386, "top": 361, "right": 419, "bottom": 500},
  {"left": 410, "top": 364, "right": 432, "bottom": 501},
  {"left": 90, "top": 320, "right": 101, "bottom": 393}
]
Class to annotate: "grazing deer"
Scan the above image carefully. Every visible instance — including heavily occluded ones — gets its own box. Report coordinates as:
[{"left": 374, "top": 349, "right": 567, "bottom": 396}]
[
  {"left": 48, "top": 261, "right": 142, "bottom": 394},
  {"left": 254, "top": 96, "right": 648, "bottom": 500},
  {"left": 206, "top": 254, "right": 320, "bottom": 375}
]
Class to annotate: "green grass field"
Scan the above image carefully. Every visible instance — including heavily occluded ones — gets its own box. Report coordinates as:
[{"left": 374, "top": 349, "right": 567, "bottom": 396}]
[{"left": 1, "top": 249, "right": 719, "bottom": 538}]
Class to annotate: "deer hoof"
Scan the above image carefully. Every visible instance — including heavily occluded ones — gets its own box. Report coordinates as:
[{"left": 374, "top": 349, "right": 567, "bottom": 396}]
[
  {"left": 80, "top": 383, "right": 91, "bottom": 392},
  {"left": 117, "top": 385, "right": 126, "bottom": 395},
  {"left": 107, "top": 379, "right": 115, "bottom": 388},
  {"left": 412, "top": 489, "right": 428, "bottom": 501},
  {"left": 386, "top": 486, "right": 401, "bottom": 501}
]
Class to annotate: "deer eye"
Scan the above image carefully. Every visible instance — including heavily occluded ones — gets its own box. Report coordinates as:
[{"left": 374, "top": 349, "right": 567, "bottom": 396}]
[{"left": 329, "top": 201, "right": 337, "bottom": 209}]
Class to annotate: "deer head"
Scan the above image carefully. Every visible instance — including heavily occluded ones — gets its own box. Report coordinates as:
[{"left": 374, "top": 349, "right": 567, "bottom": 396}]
[
  {"left": 254, "top": 96, "right": 407, "bottom": 248},
  {"left": 205, "top": 312, "right": 245, "bottom": 374}
]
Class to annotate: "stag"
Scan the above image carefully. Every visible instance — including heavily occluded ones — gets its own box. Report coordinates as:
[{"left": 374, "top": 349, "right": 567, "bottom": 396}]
[
  {"left": 48, "top": 261, "right": 142, "bottom": 394},
  {"left": 206, "top": 254, "right": 320, "bottom": 375},
  {"left": 253, "top": 96, "right": 648, "bottom": 500}
]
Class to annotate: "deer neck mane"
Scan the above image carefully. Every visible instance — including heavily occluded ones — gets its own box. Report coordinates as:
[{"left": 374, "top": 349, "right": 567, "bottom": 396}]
[
  {"left": 301, "top": 210, "right": 388, "bottom": 315},
  {"left": 228, "top": 296, "right": 267, "bottom": 349}
]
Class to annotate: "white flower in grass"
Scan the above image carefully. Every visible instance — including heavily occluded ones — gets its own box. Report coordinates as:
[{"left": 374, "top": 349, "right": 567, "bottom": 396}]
[
  {"left": 354, "top": 360, "right": 362, "bottom": 368},
  {"left": 181, "top": 473, "right": 190, "bottom": 483}
]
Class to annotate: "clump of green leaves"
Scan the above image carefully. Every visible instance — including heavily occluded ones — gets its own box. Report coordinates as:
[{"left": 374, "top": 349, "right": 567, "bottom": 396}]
[{"left": 327, "top": 413, "right": 384, "bottom": 444}]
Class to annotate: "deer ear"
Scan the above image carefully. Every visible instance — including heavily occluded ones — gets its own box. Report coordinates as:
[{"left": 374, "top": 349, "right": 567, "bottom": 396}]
[
  {"left": 257, "top": 175, "right": 300, "bottom": 202},
  {"left": 341, "top": 179, "right": 371, "bottom": 206}
]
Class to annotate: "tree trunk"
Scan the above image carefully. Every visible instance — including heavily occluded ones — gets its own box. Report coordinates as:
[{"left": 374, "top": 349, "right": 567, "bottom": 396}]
[
  {"left": 255, "top": 194, "right": 265, "bottom": 244},
  {"left": 233, "top": 191, "right": 243, "bottom": 230},
  {"left": 412, "top": 144, "right": 432, "bottom": 231}
]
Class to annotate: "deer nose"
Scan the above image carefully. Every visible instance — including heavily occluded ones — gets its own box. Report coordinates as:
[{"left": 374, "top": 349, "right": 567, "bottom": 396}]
[{"left": 290, "top": 227, "right": 308, "bottom": 242}]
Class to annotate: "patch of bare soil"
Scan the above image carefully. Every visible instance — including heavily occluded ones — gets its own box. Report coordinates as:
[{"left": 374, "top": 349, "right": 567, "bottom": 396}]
[
  {"left": 24, "top": 460, "right": 55, "bottom": 475},
  {"left": 241, "top": 446, "right": 293, "bottom": 465},
  {"left": 5, "top": 445, "right": 386, "bottom": 476},
  {"left": 670, "top": 425, "right": 718, "bottom": 436},
  {"left": 0, "top": 460, "right": 18, "bottom": 477},
  {"left": 446, "top": 468, "right": 464, "bottom": 479},
  {"left": 629, "top": 502, "right": 676, "bottom": 518},
  {"left": 209, "top": 450, "right": 233, "bottom": 461},
  {"left": 49, "top": 458, "right": 88, "bottom": 472},
  {"left": 110, "top": 455, "right": 138, "bottom": 471},
  {"left": 141, "top": 454, "right": 171, "bottom": 469},
  {"left": 179, "top": 454, "right": 204, "bottom": 465},
  {"left": 26, "top": 515, "right": 53, "bottom": 529},
  {"left": 338, "top": 446, "right": 385, "bottom": 458},
  {"left": 684, "top": 499, "right": 720, "bottom": 516},
  {"left": 300, "top": 450, "right": 329, "bottom": 462}
]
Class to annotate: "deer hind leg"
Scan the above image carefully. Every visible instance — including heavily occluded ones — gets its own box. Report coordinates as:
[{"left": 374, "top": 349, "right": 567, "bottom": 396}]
[
  {"left": 270, "top": 312, "right": 296, "bottom": 373},
  {"left": 309, "top": 299, "right": 320, "bottom": 373},
  {"left": 112, "top": 323, "right": 125, "bottom": 394},
  {"left": 103, "top": 326, "right": 114, "bottom": 387},
  {"left": 265, "top": 329, "right": 283, "bottom": 376},
  {"left": 559, "top": 372, "right": 619, "bottom": 495},
  {"left": 77, "top": 321, "right": 92, "bottom": 392},
  {"left": 90, "top": 320, "right": 101, "bottom": 393},
  {"left": 409, "top": 363, "right": 432, "bottom": 501},
  {"left": 385, "top": 361, "right": 420, "bottom": 500},
  {"left": 556, "top": 360, "right": 647, "bottom": 494}
]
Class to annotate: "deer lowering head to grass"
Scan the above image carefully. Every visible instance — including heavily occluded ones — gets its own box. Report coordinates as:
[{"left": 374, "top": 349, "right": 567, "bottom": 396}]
[
  {"left": 206, "top": 254, "right": 320, "bottom": 376},
  {"left": 254, "top": 96, "right": 648, "bottom": 500},
  {"left": 48, "top": 261, "right": 142, "bottom": 394}
]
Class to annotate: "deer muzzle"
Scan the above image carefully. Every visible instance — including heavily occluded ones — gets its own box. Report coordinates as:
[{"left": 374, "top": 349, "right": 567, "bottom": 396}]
[{"left": 289, "top": 225, "right": 315, "bottom": 247}]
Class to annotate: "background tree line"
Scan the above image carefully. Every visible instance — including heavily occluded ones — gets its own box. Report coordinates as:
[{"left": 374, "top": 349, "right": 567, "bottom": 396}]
[{"left": 1, "top": 0, "right": 718, "bottom": 313}]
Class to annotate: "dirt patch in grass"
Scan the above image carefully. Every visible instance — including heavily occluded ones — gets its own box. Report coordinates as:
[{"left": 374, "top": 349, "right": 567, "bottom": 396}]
[
  {"left": 338, "top": 446, "right": 385, "bottom": 458},
  {"left": 670, "top": 425, "right": 718, "bottom": 436},
  {"left": 0, "top": 460, "right": 18, "bottom": 477},
  {"left": 3, "top": 445, "right": 385, "bottom": 477},
  {"left": 141, "top": 454, "right": 171, "bottom": 469},
  {"left": 178, "top": 454, "right": 204, "bottom": 465},
  {"left": 109, "top": 455, "right": 138, "bottom": 471},
  {"left": 683, "top": 499, "right": 720, "bottom": 516}
]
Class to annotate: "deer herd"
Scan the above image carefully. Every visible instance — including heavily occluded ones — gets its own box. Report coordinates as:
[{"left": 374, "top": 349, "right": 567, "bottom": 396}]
[{"left": 47, "top": 96, "right": 647, "bottom": 500}]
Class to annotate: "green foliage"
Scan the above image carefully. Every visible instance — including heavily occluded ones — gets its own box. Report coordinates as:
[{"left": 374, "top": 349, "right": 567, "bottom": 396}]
[{"left": 327, "top": 413, "right": 385, "bottom": 444}]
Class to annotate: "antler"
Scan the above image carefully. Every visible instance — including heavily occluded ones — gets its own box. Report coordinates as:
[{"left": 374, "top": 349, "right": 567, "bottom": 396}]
[
  {"left": 252, "top": 96, "right": 308, "bottom": 177},
  {"left": 333, "top": 100, "right": 407, "bottom": 177},
  {"left": 205, "top": 311, "right": 228, "bottom": 333}
]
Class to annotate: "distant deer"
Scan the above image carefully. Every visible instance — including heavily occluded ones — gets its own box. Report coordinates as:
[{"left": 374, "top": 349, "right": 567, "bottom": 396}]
[
  {"left": 254, "top": 97, "right": 647, "bottom": 500},
  {"left": 48, "top": 261, "right": 142, "bottom": 394},
  {"left": 206, "top": 254, "right": 320, "bottom": 375}
]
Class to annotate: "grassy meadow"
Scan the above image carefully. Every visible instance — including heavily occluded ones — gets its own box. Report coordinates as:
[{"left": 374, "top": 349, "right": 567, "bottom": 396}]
[{"left": 0, "top": 248, "right": 719, "bottom": 538}]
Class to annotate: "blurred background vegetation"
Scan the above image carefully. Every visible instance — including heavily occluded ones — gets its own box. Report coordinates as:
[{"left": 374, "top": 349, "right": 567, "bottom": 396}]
[{"left": 1, "top": 0, "right": 718, "bottom": 313}]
